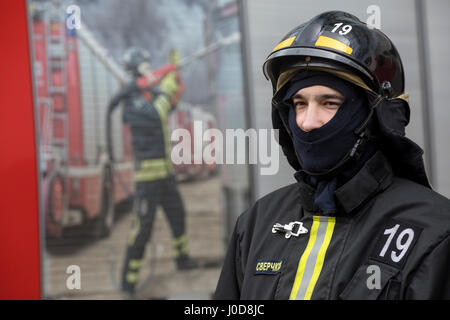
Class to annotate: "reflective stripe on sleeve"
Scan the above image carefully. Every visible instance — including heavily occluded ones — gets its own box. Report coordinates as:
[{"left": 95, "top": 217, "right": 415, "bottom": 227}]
[{"left": 134, "top": 158, "right": 172, "bottom": 182}]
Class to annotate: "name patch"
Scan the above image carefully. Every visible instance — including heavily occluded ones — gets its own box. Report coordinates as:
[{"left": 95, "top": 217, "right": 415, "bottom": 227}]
[{"left": 255, "top": 259, "right": 284, "bottom": 275}]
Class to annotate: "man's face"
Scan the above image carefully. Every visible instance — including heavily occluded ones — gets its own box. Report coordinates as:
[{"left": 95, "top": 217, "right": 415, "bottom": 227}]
[
  {"left": 291, "top": 85, "right": 344, "bottom": 132},
  {"left": 137, "top": 61, "right": 151, "bottom": 76}
]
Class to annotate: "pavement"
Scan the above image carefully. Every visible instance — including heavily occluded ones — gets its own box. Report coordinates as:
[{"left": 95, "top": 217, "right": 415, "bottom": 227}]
[{"left": 43, "top": 176, "right": 226, "bottom": 300}]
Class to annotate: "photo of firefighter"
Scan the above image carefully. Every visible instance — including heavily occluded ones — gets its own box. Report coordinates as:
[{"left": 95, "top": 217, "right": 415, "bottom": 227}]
[
  {"left": 107, "top": 47, "right": 199, "bottom": 298},
  {"left": 29, "top": 0, "right": 248, "bottom": 299}
]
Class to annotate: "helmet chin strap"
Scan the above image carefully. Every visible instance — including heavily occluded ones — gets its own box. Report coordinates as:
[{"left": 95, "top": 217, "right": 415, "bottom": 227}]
[{"left": 297, "top": 94, "right": 384, "bottom": 180}]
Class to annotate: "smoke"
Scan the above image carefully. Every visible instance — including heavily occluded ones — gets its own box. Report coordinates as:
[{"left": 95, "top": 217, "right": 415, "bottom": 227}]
[
  {"left": 75, "top": 0, "right": 215, "bottom": 104},
  {"left": 75, "top": 0, "right": 166, "bottom": 61},
  {"left": 180, "top": 0, "right": 212, "bottom": 11}
]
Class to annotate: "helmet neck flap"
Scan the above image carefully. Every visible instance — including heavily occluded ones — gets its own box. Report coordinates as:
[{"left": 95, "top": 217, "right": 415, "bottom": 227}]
[{"left": 272, "top": 67, "right": 430, "bottom": 188}]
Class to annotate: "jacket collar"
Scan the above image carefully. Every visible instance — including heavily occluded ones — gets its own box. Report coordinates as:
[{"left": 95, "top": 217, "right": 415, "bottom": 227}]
[{"left": 294, "top": 151, "right": 393, "bottom": 215}]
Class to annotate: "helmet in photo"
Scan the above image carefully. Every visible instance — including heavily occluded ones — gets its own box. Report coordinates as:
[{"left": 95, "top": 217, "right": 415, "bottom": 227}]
[
  {"left": 264, "top": 11, "right": 431, "bottom": 188},
  {"left": 263, "top": 11, "right": 404, "bottom": 99},
  {"left": 123, "top": 47, "right": 151, "bottom": 76}
]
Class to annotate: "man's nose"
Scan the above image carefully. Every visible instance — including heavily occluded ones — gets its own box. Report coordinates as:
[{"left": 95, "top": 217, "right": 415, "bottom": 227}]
[{"left": 298, "top": 105, "right": 324, "bottom": 132}]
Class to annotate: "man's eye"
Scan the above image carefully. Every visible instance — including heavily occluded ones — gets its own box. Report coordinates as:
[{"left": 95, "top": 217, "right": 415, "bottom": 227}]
[
  {"left": 293, "top": 101, "right": 306, "bottom": 108},
  {"left": 324, "top": 101, "right": 341, "bottom": 108}
]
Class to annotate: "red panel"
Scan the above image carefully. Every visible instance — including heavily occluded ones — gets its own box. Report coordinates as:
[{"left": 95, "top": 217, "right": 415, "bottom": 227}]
[{"left": 0, "top": 1, "right": 41, "bottom": 299}]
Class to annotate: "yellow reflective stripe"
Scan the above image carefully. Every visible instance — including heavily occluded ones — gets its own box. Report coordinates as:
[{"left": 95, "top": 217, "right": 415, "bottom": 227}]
[
  {"left": 139, "top": 158, "right": 167, "bottom": 169},
  {"left": 272, "top": 36, "right": 296, "bottom": 52},
  {"left": 304, "top": 217, "right": 335, "bottom": 300},
  {"left": 289, "top": 218, "right": 320, "bottom": 300},
  {"left": 129, "top": 259, "right": 143, "bottom": 270},
  {"left": 134, "top": 158, "right": 171, "bottom": 181},
  {"left": 289, "top": 216, "right": 335, "bottom": 300},
  {"left": 126, "top": 272, "right": 139, "bottom": 284},
  {"left": 154, "top": 94, "right": 171, "bottom": 116},
  {"left": 128, "top": 214, "right": 141, "bottom": 245},
  {"left": 134, "top": 169, "right": 169, "bottom": 182},
  {"left": 172, "top": 234, "right": 187, "bottom": 246},
  {"left": 315, "top": 35, "right": 353, "bottom": 54},
  {"left": 172, "top": 234, "right": 188, "bottom": 257},
  {"left": 153, "top": 72, "right": 180, "bottom": 175},
  {"left": 153, "top": 96, "right": 174, "bottom": 175},
  {"left": 160, "top": 72, "right": 179, "bottom": 97}
]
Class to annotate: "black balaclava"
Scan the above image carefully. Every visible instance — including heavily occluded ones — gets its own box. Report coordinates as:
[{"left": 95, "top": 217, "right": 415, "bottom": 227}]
[{"left": 284, "top": 70, "right": 376, "bottom": 214}]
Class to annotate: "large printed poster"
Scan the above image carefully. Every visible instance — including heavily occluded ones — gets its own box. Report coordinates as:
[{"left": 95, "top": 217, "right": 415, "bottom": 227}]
[{"left": 28, "top": 0, "right": 250, "bottom": 299}]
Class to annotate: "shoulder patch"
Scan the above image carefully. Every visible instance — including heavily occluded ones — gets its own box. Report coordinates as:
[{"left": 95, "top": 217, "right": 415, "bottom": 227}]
[
  {"left": 370, "top": 219, "right": 423, "bottom": 269},
  {"left": 255, "top": 259, "right": 284, "bottom": 275}
]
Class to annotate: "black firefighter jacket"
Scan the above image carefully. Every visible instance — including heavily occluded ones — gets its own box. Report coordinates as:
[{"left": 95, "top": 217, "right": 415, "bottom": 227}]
[{"left": 214, "top": 152, "right": 450, "bottom": 300}]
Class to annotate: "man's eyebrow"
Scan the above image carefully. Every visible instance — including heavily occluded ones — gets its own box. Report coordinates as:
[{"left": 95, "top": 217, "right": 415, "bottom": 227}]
[
  {"left": 320, "top": 94, "right": 344, "bottom": 100},
  {"left": 291, "top": 93, "right": 344, "bottom": 100},
  {"left": 291, "top": 93, "right": 305, "bottom": 100}
]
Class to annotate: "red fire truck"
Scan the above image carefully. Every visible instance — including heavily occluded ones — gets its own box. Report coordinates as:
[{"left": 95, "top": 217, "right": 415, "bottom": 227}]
[
  {"left": 31, "top": 3, "right": 135, "bottom": 239},
  {"left": 29, "top": 3, "right": 219, "bottom": 239}
]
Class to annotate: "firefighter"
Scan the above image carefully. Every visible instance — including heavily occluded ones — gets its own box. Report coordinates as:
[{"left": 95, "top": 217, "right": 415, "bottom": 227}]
[
  {"left": 215, "top": 11, "right": 450, "bottom": 299},
  {"left": 106, "top": 47, "right": 197, "bottom": 297}
]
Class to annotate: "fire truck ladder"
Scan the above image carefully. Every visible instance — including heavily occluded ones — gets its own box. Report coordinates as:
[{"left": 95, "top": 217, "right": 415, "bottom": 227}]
[{"left": 46, "top": 9, "right": 69, "bottom": 170}]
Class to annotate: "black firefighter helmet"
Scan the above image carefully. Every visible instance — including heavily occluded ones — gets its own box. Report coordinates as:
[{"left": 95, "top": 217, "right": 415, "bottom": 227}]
[
  {"left": 263, "top": 11, "right": 431, "bottom": 188},
  {"left": 263, "top": 11, "right": 404, "bottom": 98}
]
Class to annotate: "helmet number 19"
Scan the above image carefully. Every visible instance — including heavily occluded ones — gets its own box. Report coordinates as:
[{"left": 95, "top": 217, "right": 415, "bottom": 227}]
[{"left": 331, "top": 23, "right": 352, "bottom": 35}]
